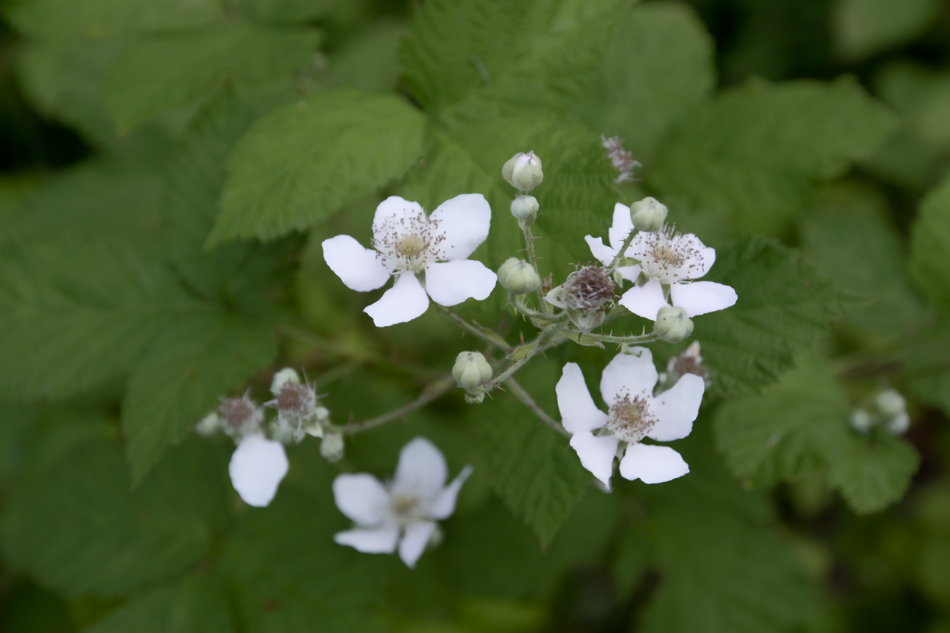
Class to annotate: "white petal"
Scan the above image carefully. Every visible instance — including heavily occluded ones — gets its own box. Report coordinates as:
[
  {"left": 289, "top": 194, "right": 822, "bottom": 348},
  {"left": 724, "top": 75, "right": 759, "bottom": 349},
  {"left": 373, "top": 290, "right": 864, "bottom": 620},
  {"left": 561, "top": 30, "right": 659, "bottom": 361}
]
[
  {"left": 429, "top": 465, "right": 473, "bottom": 520},
  {"left": 424, "top": 260, "right": 497, "bottom": 307},
  {"left": 619, "top": 443, "right": 689, "bottom": 484},
  {"left": 670, "top": 281, "right": 737, "bottom": 317},
  {"left": 599, "top": 348, "right": 658, "bottom": 404},
  {"left": 322, "top": 235, "right": 391, "bottom": 292},
  {"left": 398, "top": 521, "right": 437, "bottom": 568},
  {"left": 364, "top": 272, "right": 429, "bottom": 327},
  {"left": 618, "top": 278, "right": 669, "bottom": 321},
  {"left": 332, "top": 473, "right": 391, "bottom": 526},
  {"left": 608, "top": 203, "right": 635, "bottom": 252},
  {"left": 429, "top": 193, "right": 491, "bottom": 261},
  {"left": 372, "top": 196, "right": 426, "bottom": 242},
  {"left": 393, "top": 437, "right": 447, "bottom": 501},
  {"left": 676, "top": 234, "right": 716, "bottom": 279},
  {"left": 585, "top": 235, "right": 617, "bottom": 267},
  {"left": 570, "top": 431, "right": 619, "bottom": 488},
  {"left": 648, "top": 374, "right": 705, "bottom": 442},
  {"left": 556, "top": 363, "right": 608, "bottom": 433},
  {"left": 228, "top": 435, "right": 289, "bottom": 508},
  {"left": 334, "top": 525, "right": 399, "bottom": 554},
  {"left": 616, "top": 264, "right": 641, "bottom": 283}
]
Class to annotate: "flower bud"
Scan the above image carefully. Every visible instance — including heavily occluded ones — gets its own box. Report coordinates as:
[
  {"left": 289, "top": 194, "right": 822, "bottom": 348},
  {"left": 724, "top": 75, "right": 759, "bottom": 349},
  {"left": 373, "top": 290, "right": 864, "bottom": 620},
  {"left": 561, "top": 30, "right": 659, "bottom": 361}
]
[
  {"left": 320, "top": 432, "right": 345, "bottom": 462},
  {"left": 653, "top": 306, "right": 694, "bottom": 343},
  {"left": 502, "top": 152, "right": 543, "bottom": 192},
  {"left": 510, "top": 195, "right": 539, "bottom": 223},
  {"left": 270, "top": 367, "right": 301, "bottom": 396},
  {"left": 498, "top": 258, "right": 541, "bottom": 295},
  {"left": 452, "top": 351, "right": 492, "bottom": 390},
  {"left": 874, "top": 389, "right": 906, "bottom": 418},
  {"left": 195, "top": 412, "right": 221, "bottom": 436},
  {"left": 630, "top": 197, "right": 668, "bottom": 232},
  {"left": 849, "top": 409, "right": 873, "bottom": 433},
  {"left": 886, "top": 412, "right": 910, "bottom": 435}
]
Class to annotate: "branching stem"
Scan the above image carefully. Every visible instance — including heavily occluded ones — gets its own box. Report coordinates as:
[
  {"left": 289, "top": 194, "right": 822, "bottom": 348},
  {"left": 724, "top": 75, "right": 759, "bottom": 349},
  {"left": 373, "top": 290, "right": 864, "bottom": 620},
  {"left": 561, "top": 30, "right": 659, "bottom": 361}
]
[
  {"left": 506, "top": 376, "right": 570, "bottom": 438},
  {"left": 335, "top": 376, "right": 456, "bottom": 436}
]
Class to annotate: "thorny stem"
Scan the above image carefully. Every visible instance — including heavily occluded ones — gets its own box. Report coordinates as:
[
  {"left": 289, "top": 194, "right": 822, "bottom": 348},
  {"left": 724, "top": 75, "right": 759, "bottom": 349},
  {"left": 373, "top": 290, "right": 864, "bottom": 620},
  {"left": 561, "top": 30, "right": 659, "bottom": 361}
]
[
  {"left": 519, "top": 219, "right": 547, "bottom": 308},
  {"left": 562, "top": 329, "right": 660, "bottom": 346},
  {"left": 480, "top": 319, "right": 567, "bottom": 392},
  {"left": 334, "top": 376, "right": 456, "bottom": 436},
  {"left": 436, "top": 304, "right": 513, "bottom": 353},
  {"left": 608, "top": 226, "right": 639, "bottom": 270},
  {"left": 506, "top": 376, "right": 570, "bottom": 438}
]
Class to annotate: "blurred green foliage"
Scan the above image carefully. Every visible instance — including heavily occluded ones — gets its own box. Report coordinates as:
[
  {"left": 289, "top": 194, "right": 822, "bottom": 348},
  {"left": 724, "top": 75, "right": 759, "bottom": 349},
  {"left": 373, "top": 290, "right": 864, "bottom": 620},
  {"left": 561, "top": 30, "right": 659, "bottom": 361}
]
[{"left": 1, "top": 0, "right": 949, "bottom": 632}]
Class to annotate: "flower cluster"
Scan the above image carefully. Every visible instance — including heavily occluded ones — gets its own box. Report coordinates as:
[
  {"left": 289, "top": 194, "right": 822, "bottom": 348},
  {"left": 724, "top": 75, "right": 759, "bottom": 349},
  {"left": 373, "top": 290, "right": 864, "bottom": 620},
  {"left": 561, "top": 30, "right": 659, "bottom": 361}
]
[
  {"left": 850, "top": 388, "right": 911, "bottom": 435},
  {"left": 195, "top": 149, "right": 740, "bottom": 569}
]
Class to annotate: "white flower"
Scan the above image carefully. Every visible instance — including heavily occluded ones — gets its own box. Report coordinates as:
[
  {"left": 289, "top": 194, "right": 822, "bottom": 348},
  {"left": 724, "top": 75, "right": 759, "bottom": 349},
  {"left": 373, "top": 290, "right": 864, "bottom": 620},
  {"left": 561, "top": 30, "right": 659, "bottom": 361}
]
[
  {"left": 322, "top": 195, "right": 497, "bottom": 327},
  {"left": 585, "top": 203, "right": 643, "bottom": 282},
  {"left": 555, "top": 348, "right": 704, "bottom": 489},
  {"left": 332, "top": 437, "right": 472, "bottom": 568},
  {"left": 265, "top": 367, "right": 325, "bottom": 442},
  {"left": 228, "top": 434, "right": 289, "bottom": 507}
]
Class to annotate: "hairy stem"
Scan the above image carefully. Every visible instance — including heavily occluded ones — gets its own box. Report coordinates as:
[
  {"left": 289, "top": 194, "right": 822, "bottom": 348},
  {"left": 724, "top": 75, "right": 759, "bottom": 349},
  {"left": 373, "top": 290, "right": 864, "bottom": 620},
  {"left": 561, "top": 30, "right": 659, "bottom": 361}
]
[
  {"left": 519, "top": 220, "right": 547, "bottom": 308},
  {"left": 436, "top": 304, "right": 512, "bottom": 353},
  {"left": 506, "top": 376, "right": 570, "bottom": 438},
  {"left": 481, "top": 320, "right": 567, "bottom": 392},
  {"left": 608, "top": 226, "right": 639, "bottom": 270},
  {"left": 337, "top": 376, "right": 456, "bottom": 435}
]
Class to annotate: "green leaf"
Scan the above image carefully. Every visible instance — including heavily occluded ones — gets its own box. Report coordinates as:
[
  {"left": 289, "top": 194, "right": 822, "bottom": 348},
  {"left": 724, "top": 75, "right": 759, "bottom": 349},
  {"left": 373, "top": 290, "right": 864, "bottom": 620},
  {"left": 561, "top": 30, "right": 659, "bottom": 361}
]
[
  {"left": 226, "top": 0, "right": 337, "bottom": 23},
  {"left": 84, "top": 576, "right": 233, "bottom": 633},
  {"left": 476, "top": 363, "right": 592, "bottom": 546},
  {"left": 574, "top": 2, "right": 715, "bottom": 160},
  {"left": 714, "top": 356, "right": 919, "bottom": 513},
  {"left": 399, "top": 0, "right": 629, "bottom": 114},
  {"left": 210, "top": 89, "right": 426, "bottom": 243},
  {"left": 696, "top": 237, "right": 859, "bottom": 399},
  {"left": 123, "top": 312, "right": 277, "bottom": 483},
  {"left": 0, "top": 439, "right": 228, "bottom": 597},
  {"left": 220, "top": 488, "right": 383, "bottom": 633},
  {"left": 648, "top": 78, "right": 898, "bottom": 237},
  {"left": 400, "top": 108, "right": 617, "bottom": 300},
  {"left": 623, "top": 426, "right": 821, "bottom": 633},
  {"left": 800, "top": 185, "right": 923, "bottom": 340},
  {"left": 910, "top": 174, "right": 950, "bottom": 311},
  {"left": 834, "top": 0, "right": 941, "bottom": 60},
  {"left": 102, "top": 23, "right": 318, "bottom": 133},
  {"left": 4, "top": 0, "right": 220, "bottom": 40},
  {"left": 0, "top": 235, "right": 204, "bottom": 401}
]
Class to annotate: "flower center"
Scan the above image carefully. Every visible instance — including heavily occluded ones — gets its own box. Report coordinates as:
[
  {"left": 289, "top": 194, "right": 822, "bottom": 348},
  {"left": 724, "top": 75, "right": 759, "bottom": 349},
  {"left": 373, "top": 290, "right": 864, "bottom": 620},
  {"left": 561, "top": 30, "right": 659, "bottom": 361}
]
[
  {"left": 390, "top": 493, "right": 423, "bottom": 524},
  {"left": 606, "top": 393, "right": 655, "bottom": 443},
  {"left": 219, "top": 397, "right": 260, "bottom": 434},
  {"left": 277, "top": 383, "right": 316, "bottom": 419},
  {"left": 566, "top": 265, "right": 615, "bottom": 311},
  {"left": 639, "top": 232, "right": 701, "bottom": 283},
  {"left": 396, "top": 233, "right": 426, "bottom": 258},
  {"left": 653, "top": 244, "right": 684, "bottom": 267}
]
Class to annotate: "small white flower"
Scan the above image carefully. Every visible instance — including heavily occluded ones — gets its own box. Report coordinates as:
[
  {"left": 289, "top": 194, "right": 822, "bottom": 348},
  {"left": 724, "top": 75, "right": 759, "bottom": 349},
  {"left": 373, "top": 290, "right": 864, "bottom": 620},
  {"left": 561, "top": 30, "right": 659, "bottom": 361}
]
[
  {"left": 228, "top": 434, "right": 289, "bottom": 507},
  {"left": 585, "top": 203, "right": 644, "bottom": 282},
  {"left": 332, "top": 437, "right": 472, "bottom": 569},
  {"left": 322, "top": 195, "right": 497, "bottom": 327},
  {"left": 617, "top": 229, "right": 737, "bottom": 321},
  {"left": 555, "top": 348, "right": 704, "bottom": 489},
  {"left": 218, "top": 394, "right": 265, "bottom": 441},
  {"left": 265, "top": 367, "right": 324, "bottom": 442}
]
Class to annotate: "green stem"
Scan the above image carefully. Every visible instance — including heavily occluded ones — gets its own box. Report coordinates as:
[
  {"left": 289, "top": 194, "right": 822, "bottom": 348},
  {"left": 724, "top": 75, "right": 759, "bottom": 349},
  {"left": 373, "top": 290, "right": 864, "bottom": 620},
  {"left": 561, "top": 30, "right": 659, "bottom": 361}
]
[
  {"left": 608, "top": 226, "right": 639, "bottom": 270},
  {"left": 519, "top": 220, "right": 547, "bottom": 307},
  {"left": 506, "top": 376, "right": 570, "bottom": 438},
  {"left": 335, "top": 376, "right": 455, "bottom": 436},
  {"left": 563, "top": 329, "right": 660, "bottom": 346},
  {"left": 436, "top": 305, "right": 512, "bottom": 353},
  {"left": 481, "top": 320, "right": 567, "bottom": 392}
]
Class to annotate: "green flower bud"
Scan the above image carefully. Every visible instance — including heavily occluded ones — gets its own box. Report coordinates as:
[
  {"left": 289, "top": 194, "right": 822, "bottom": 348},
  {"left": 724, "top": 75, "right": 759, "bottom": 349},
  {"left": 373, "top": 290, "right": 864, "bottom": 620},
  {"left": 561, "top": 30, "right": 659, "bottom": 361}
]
[
  {"left": 886, "top": 412, "right": 910, "bottom": 435},
  {"left": 849, "top": 409, "right": 873, "bottom": 433},
  {"left": 630, "top": 197, "right": 668, "bottom": 232},
  {"left": 270, "top": 367, "right": 301, "bottom": 396},
  {"left": 502, "top": 152, "right": 543, "bottom": 192},
  {"left": 320, "top": 432, "right": 345, "bottom": 462},
  {"left": 653, "top": 306, "right": 694, "bottom": 343},
  {"left": 498, "top": 258, "right": 541, "bottom": 295},
  {"left": 510, "top": 195, "right": 539, "bottom": 223},
  {"left": 452, "top": 351, "right": 493, "bottom": 390},
  {"left": 874, "top": 389, "right": 906, "bottom": 418},
  {"left": 195, "top": 412, "right": 220, "bottom": 436}
]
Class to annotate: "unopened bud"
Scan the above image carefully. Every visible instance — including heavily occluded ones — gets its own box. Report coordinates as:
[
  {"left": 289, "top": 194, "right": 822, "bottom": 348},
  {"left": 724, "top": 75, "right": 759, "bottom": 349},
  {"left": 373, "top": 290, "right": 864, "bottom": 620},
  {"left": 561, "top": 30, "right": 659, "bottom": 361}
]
[
  {"left": 875, "top": 389, "right": 906, "bottom": 418},
  {"left": 886, "top": 412, "right": 910, "bottom": 435},
  {"left": 510, "top": 195, "right": 539, "bottom": 223},
  {"left": 271, "top": 367, "right": 301, "bottom": 396},
  {"left": 630, "top": 197, "right": 668, "bottom": 232},
  {"left": 452, "top": 351, "right": 493, "bottom": 390},
  {"left": 195, "top": 412, "right": 221, "bottom": 436},
  {"left": 653, "top": 306, "right": 694, "bottom": 343},
  {"left": 849, "top": 410, "right": 873, "bottom": 433},
  {"left": 498, "top": 258, "right": 541, "bottom": 295},
  {"left": 320, "top": 432, "right": 345, "bottom": 462},
  {"left": 502, "top": 152, "right": 543, "bottom": 192}
]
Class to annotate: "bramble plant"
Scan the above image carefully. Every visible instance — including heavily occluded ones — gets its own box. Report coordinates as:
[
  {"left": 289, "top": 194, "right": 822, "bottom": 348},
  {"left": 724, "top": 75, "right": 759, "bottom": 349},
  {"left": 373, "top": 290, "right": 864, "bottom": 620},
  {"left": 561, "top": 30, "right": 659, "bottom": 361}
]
[{"left": 1, "top": 0, "right": 949, "bottom": 631}]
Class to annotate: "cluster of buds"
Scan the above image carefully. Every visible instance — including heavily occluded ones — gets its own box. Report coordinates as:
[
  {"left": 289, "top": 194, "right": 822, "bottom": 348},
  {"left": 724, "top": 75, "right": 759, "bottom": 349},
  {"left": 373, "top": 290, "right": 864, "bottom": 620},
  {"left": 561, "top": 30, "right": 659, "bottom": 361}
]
[
  {"left": 452, "top": 351, "right": 493, "bottom": 404},
  {"left": 850, "top": 389, "right": 910, "bottom": 435}
]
